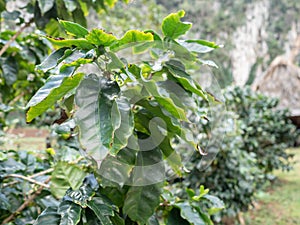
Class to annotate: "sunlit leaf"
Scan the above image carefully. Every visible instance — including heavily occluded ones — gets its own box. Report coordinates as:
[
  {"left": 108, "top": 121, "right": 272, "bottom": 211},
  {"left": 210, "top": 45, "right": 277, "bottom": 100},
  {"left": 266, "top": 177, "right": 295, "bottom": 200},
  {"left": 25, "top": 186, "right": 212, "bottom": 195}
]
[
  {"left": 161, "top": 10, "right": 192, "bottom": 39},
  {"left": 26, "top": 73, "right": 84, "bottom": 122},
  {"left": 50, "top": 161, "right": 88, "bottom": 198},
  {"left": 111, "top": 30, "right": 153, "bottom": 51},
  {"left": 59, "top": 19, "right": 88, "bottom": 38},
  {"left": 86, "top": 28, "right": 117, "bottom": 46}
]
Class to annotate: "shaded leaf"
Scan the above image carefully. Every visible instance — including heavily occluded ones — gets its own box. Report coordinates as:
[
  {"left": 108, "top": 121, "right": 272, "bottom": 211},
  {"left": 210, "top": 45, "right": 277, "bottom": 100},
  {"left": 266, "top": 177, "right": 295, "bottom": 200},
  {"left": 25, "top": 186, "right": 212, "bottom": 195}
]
[
  {"left": 167, "top": 208, "right": 189, "bottom": 225},
  {"left": 38, "top": 0, "right": 55, "bottom": 14},
  {"left": 58, "top": 201, "right": 82, "bottom": 225},
  {"left": 87, "top": 199, "right": 113, "bottom": 225},
  {"left": 1, "top": 56, "right": 18, "bottom": 86},
  {"left": 165, "top": 60, "right": 207, "bottom": 100},
  {"left": 123, "top": 184, "right": 161, "bottom": 224},
  {"left": 175, "top": 202, "right": 206, "bottom": 225},
  {"left": 63, "top": 0, "right": 77, "bottom": 12},
  {"left": 33, "top": 207, "right": 60, "bottom": 225}
]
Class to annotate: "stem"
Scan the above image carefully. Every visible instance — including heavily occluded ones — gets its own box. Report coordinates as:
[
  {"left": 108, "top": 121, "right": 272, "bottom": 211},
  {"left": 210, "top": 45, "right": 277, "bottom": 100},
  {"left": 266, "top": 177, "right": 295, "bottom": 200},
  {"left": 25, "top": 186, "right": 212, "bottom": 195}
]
[
  {"left": 3, "top": 173, "right": 50, "bottom": 188},
  {"left": 1, "top": 178, "right": 51, "bottom": 225},
  {"left": 0, "top": 18, "right": 34, "bottom": 57}
]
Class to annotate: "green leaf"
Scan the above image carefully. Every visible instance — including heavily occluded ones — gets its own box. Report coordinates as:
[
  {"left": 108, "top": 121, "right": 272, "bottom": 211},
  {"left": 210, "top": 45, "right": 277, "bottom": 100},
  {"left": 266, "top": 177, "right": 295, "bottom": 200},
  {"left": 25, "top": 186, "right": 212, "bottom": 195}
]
[
  {"left": 75, "top": 75, "right": 133, "bottom": 156},
  {"left": 161, "top": 10, "right": 192, "bottom": 39},
  {"left": 111, "top": 98, "right": 134, "bottom": 155},
  {"left": 98, "top": 77, "right": 120, "bottom": 149},
  {"left": 63, "top": 0, "right": 77, "bottom": 12},
  {"left": 59, "top": 20, "right": 88, "bottom": 38},
  {"left": 110, "top": 214, "right": 125, "bottom": 225},
  {"left": 1, "top": 56, "right": 18, "bottom": 86},
  {"left": 45, "top": 36, "right": 94, "bottom": 49},
  {"left": 37, "top": 47, "right": 69, "bottom": 72},
  {"left": 99, "top": 147, "right": 137, "bottom": 187},
  {"left": 105, "top": 0, "right": 118, "bottom": 8},
  {"left": 203, "top": 195, "right": 225, "bottom": 215},
  {"left": 111, "top": 30, "right": 153, "bottom": 51},
  {"left": 175, "top": 202, "right": 206, "bottom": 225},
  {"left": 167, "top": 208, "right": 189, "bottom": 225},
  {"left": 0, "top": 192, "right": 10, "bottom": 211},
  {"left": 165, "top": 60, "right": 207, "bottom": 100},
  {"left": 64, "top": 174, "right": 99, "bottom": 207},
  {"left": 179, "top": 39, "right": 220, "bottom": 54},
  {"left": 123, "top": 184, "right": 161, "bottom": 224},
  {"left": 38, "top": 0, "right": 55, "bottom": 14},
  {"left": 58, "top": 201, "right": 82, "bottom": 225},
  {"left": 159, "top": 137, "right": 182, "bottom": 176},
  {"left": 50, "top": 161, "right": 88, "bottom": 198},
  {"left": 26, "top": 73, "right": 84, "bottom": 122},
  {"left": 33, "top": 207, "right": 60, "bottom": 225},
  {"left": 86, "top": 28, "right": 117, "bottom": 46},
  {"left": 147, "top": 215, "right": 160, "bottom": 225},
  {"left": 142, "top": 79, "right": 188, "bottom": 121},
  {"left": 87, "top": 199, "right": 113, "bottom": 225},
  {"left": 0, "top": 0, "right": 6, "bottom": 13},
  {"left": 75, "top": 75, "right": 108, "bottom": 161}
]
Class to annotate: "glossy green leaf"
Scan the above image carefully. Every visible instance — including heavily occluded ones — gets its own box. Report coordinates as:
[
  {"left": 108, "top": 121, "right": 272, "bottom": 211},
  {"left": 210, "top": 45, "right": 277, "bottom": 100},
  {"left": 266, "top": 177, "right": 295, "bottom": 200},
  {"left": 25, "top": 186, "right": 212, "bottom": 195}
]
[
  {"left": 111, "top": 98, "right": 134, "bottom": 155},
  {"left": 87, "top": 199, "right": 113, "bottom": 225},
  {"left": 86, "top": 28, "right": 117, "bottom": 46},
  {"left": 98, "top": 77, "right": 120, "bottom": 149},
  {"left": 38, "top": 0, "right": 54, "bottom": 14},
  {"left": 99, "top": 148, "right": 137, "bottom": 187},
  {"left": 175, "top": 202, "right": 206, "bottom": 225},
  {"left": 165, "top": 60, "right": 207, "bottom": 100},
  {"left": 26, "top": 73, "right": 84, "bottom": 122},
  {"left": 64, "top": 174, "right": 99, "bottom": 207},
  {"left": 1, "top": 56, "right": 18, "bottom": 86},
  {"left": 59, "top": 20, "right": 88, "bottom": 37},
  {"left": 46, "top": 36, "right": 94, "bottom": 49},
  {"left": 123, "top": 184, "right": 161, "bottom": 224},
  {"left": 33, "top": 207, "right": 60, "bottom": 225},
  {"left": 111, "top": 30, "right": 153, "bottom": 51},
  {"left": 159, "top": 137, "right": 182, "bottom": 176},
  {"left": 58, "top": 201, "right": 82, "bottom": 225},
  {"left": 50, "top": 161, "right": 88, "bottom": 198},
  {"left": 75, "top": 75, "right": 109, "bottom": 161},
  {"left": 161, "top": 10, "right": 192, "bottom": 39},
  {"left": 142, "top": 79, "right": 188, "bottom": 121},
  {"left": 37, "top": 47, "right": 69, "bottom": 72}
]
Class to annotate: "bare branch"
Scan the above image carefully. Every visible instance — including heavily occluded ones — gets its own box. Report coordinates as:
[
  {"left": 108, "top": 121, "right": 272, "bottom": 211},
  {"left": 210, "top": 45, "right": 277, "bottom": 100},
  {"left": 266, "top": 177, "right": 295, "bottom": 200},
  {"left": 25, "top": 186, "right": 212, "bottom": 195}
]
[
  {"left": 0, "top": 18, "right": 34, "bottom": 57},
  {"left": 4, "top": 174, "right": 50, "bottom": 188}
]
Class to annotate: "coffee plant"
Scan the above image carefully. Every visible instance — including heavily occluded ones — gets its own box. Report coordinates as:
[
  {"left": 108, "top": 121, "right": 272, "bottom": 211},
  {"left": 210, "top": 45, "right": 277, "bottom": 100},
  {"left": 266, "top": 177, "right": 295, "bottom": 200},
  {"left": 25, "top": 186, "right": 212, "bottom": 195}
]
[{"left": 1, "top": 10, "right": 225, "bottom": 225}]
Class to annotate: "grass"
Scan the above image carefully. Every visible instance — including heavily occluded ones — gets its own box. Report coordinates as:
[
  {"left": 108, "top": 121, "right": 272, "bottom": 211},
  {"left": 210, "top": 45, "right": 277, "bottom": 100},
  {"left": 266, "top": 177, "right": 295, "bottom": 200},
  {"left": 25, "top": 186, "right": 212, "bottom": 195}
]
[{"left": 243, "top": 148, "right": 300, "bottom": 225}]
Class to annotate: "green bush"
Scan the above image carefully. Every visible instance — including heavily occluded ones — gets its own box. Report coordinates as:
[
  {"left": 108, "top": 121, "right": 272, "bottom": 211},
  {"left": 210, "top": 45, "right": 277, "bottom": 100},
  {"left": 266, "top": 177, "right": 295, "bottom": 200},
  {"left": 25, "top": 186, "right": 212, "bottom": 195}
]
[{"left": 225, "top": 86, "right": 296, "bottom": 176}]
